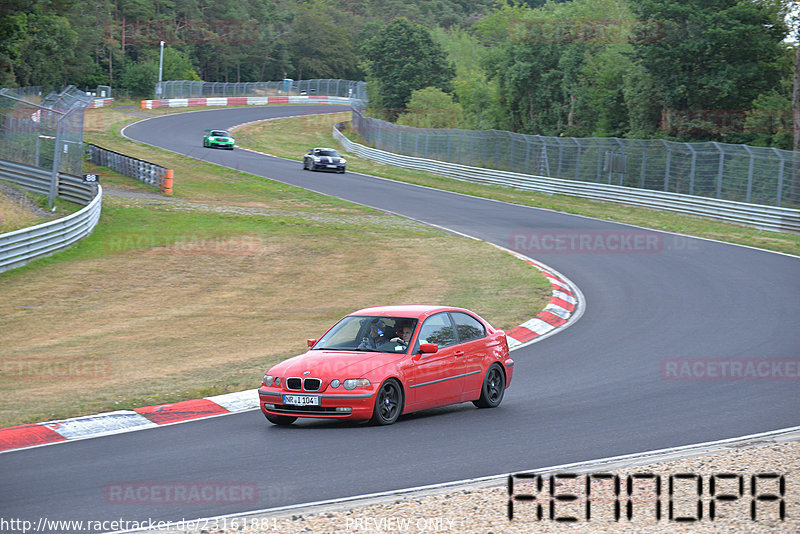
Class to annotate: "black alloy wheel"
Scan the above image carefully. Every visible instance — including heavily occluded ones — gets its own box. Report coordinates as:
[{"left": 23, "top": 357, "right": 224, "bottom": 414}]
[
  {"left": 371, "top": 379, "right": 403, "bottom": 425},
  {"left": 473, "top": 364, "right": 505, "bottom": 408}
]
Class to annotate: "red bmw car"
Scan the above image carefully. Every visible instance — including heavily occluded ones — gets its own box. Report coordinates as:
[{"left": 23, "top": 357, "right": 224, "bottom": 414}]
[{"left": 259, "top": 305, "right": 513, "bottom": 426}]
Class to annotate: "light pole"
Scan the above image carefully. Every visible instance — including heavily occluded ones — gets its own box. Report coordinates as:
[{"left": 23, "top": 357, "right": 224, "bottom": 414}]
[{"left": 156, "top": 40, "right": 165, "bottom": 98}]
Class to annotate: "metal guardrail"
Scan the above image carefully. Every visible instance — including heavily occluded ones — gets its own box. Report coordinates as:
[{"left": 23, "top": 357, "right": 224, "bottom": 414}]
[
  {"left": 350, "top": 110, "right": 800, "bottom": 210},
  {"left": 85, "top": 144, "right": 172, "bottom": 193},
  {"left": 0, "top": 159, "right": 102, "bottom": 273},
  {"left": 333, "top": 124, "right": 800, "bottom": 233}
]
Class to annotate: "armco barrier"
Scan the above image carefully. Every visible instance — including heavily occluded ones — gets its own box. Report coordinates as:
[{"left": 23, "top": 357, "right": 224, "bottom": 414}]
[
  {"left": 85, "top": 144, "right": 171, "bottom": 193},
  {"left": 333, "top": 124, "right": 800, "bottom": 233},
  {"left": 88, "top": 98, "right": 113, "bottom": 108},
  {"left": 0, "top": 159, "right": 102, "bottom": 273}
]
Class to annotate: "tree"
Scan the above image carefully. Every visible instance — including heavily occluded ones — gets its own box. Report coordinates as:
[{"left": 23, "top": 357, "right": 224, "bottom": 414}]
[
  {"left": 287, "top": 0, "right": 362, "bottom": 80},
  {"left": 630, "top": 0, "right": 788, "bottom": 137},
  {"left": 481, "top": 0, "right": 638, "bottom": 136},
  {"left": 360, "top": 17, "right": 455, "bottom": 119},
  {"left": 119, "top": 47, "right": 199, "bottom": 97},
  {"left": 396, "top": 87, "right": 465, "bottom": 128}
]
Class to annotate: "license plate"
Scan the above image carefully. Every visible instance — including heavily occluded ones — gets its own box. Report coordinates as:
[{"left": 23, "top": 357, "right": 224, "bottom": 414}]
[
  {"left": 326, "top": 164, "right": 338, "bottom": 168},
  {"left": 282, "top": 394, "right": 320, "bottom": 406}
]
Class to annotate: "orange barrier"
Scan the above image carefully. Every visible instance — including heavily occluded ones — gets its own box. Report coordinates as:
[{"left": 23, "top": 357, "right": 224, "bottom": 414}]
[{"left": 162, "top": 169, "right": 173, "bottom": 195}]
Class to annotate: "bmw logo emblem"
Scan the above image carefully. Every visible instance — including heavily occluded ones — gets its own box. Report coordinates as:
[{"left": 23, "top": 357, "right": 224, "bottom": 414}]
[{"left": 303, "top": 370, "right": 310, "bottom": 375}]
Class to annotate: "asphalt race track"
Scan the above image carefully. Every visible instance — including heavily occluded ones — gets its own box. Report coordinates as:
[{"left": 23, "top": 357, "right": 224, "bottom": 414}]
[{"left": 3, "top": 105, "right": 799, "bottom": 531}]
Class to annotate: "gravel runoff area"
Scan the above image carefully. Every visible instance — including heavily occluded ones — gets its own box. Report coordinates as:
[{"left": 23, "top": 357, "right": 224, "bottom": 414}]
[{"left": 122, "top": 429, "right": 798, "bottom": 534}]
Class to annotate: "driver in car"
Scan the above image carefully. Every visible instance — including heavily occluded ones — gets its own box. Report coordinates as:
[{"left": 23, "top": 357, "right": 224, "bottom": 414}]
[{"left": 390, "top": 323, "right": 414, "bottom": 346}]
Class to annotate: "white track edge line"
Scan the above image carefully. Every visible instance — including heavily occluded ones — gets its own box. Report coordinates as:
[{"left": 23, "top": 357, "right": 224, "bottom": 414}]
[{"left": 109, "top": 425, "right": 800, "bottom": 533}]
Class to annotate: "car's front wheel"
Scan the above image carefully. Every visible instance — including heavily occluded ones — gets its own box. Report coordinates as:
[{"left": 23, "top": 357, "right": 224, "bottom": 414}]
[
  {"left": 265, "top": 413, "right": 297, "bottom": 426},
  {"left": 473, "top": 364, "right": 505, "bottom": 408},
  {"left": 371, "top": 379, "right": 403, "bottom": 425}
]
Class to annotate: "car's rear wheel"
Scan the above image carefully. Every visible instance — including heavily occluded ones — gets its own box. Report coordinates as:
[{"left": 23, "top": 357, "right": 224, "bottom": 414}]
[
  {"left": 371, "top": 379, "right": 403, "bottom": 425},
  {"left": 473, "top": 364, "right": 505, "bottom": 408},
  {"left": 265, "top": 413, "right": 297, "bottom": 426}
]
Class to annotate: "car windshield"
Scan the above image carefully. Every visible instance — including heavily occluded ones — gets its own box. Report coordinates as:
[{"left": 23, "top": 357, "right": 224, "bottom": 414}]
[
  {"left": 315, "top": 149, "right": 339, "bottom": 157},
  {"left": 211, "top": 131, "right": 229, "bottom": 137},
  {"left": 314, "top": 316, "right": 418, "bottom": 353}
]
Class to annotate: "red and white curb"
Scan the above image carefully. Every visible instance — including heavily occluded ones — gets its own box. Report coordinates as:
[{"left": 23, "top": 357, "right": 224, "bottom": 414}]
[
  {"left": 500, "top": 248, "right": 580, "bottom": 350},
  {"left": 0, "top": 390, "right": 258, "bottom": 453},
  {"left": 140, "top": 95, "right": 354, "bottom": 109},
  {"left": 0, "top": 250, "right": 580, "bottom": 454}
]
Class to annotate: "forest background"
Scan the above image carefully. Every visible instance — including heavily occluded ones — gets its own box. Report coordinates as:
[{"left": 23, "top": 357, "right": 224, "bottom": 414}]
[{"left": 1, "top": 0, "right": 799, "bottom": 149}]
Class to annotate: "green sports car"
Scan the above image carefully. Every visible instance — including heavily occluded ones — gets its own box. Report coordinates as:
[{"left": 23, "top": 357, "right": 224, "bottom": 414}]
[{"left": 203, "top": 129, "right": 235, "bottom": 150}]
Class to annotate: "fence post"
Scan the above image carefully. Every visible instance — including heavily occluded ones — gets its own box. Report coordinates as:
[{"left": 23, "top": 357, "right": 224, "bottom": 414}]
[
  {"left": 524, "top": 136, "right": 531, "bottom": 175},
  {"left": 687, "top": 143, "right": 696, "bottom": 196},
  {"left": 662, "top": 140, "right": 671, "bottom": 192},
  {"left": 773, "top": 147, "right": 784, "bottom": 207},
  {"left": 48, "top": 126, "right": 64, "bottom": 207},
  {"left": 595, "top": 140, "right": 603, "bottom": 182},
  {"left": 640, "top": 140, "right": 647, "bottom": 188},
  {"left": 743, "top": 144, "right": 754, "bottom": 203},
  {"left": 713, "top": 142, "right": 724, "bottom": 199}
]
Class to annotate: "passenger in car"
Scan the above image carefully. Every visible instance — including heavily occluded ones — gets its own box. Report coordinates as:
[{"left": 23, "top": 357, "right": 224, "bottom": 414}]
[{"left": 358, "top": 319, "right": 388, "bottom": 349}]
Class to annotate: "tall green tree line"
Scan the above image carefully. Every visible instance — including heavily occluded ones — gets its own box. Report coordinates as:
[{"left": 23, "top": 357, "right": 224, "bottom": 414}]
[{"left": 2, "top": 0, "right": 797, "bottom": 152}]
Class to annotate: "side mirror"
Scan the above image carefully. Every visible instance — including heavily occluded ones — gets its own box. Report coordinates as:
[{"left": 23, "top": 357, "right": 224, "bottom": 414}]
[
  {"left": 307, "top": 339, "right": 316, "bottom": 348},
  {"left": 419, "top": 343, "right": 438, "bottom": 354}
]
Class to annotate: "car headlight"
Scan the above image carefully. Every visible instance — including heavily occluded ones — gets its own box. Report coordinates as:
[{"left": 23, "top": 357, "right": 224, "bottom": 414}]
[
  {"left": 330, "top": 379, "right": 340, "bottom": 388},
  {"left": 312, "top": 156, "right": 321, "bottom": 161},
  {"left": 263, "top": 374, "right": 274, "bottom": 387},
  {"left": 344, "top": 378, "right": 370, "bottom": 390},
  {"left": 340, "top": 158, "right": 346, "bottom": 164}
]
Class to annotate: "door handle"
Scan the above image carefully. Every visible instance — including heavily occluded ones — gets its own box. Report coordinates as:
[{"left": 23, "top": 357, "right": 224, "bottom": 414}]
[{"left": 454, "top": 350, "right": 465, "bottom": 357}]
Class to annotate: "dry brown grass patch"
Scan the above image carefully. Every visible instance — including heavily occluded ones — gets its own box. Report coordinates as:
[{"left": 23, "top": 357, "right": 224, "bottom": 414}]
[{"left": 0, "top": 192, "right": 46, "bottom": 233}]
